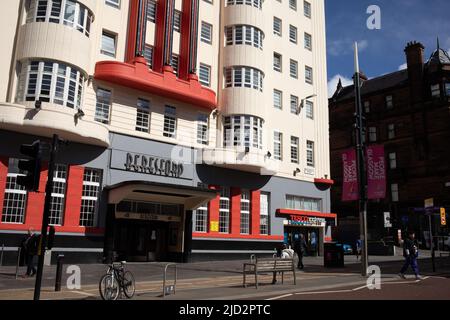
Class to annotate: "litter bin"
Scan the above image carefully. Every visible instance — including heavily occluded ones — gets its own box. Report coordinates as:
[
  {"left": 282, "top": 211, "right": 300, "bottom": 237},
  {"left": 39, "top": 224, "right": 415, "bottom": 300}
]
[{"left": 324, "top": 242, "right": 344, "bottom": 268}]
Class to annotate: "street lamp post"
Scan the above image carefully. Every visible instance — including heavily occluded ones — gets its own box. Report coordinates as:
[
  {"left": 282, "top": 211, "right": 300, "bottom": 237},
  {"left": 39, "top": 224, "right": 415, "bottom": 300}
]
[
  {"left": 297, "top": 94, "right": 317, "bottom": 115},
  {"left": 354, "top": 42, "right": 369, "bottom": 277}
]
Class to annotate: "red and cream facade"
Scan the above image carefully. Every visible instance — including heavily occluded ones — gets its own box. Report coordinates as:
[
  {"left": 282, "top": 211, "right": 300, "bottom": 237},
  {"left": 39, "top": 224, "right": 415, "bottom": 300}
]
[{"left": 0, "top": 0, "right": 333, "bottom": 263}]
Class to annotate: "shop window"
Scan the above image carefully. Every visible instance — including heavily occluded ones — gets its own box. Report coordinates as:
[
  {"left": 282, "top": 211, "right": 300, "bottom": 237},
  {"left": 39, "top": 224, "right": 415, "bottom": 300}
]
[
  {"left": 219, "top": 187, "right": 230, "bottom": 233},
  {"left": 194, "top": 203, "right": 208, "bottom": 233},
  {"left": 49, "top": 164, "right": 67, "bottom": 226},
  {"left": 79, "top": 169, "right": 101, "bottom": 227},
  {"left": 1, "top": 159, "right": 28, "bottom": 224},
  {"left": 240, "top": 190, "right": 250, "bottom": 234},
  {"left": 260, "top": 193, "right": 270, "bottom": 235}
]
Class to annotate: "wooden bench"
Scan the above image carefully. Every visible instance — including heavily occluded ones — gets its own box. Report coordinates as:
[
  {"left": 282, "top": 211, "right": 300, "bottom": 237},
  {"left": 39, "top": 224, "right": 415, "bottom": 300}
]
[{"left": 243, "top": 258, "right": 296, "bottom": 289}]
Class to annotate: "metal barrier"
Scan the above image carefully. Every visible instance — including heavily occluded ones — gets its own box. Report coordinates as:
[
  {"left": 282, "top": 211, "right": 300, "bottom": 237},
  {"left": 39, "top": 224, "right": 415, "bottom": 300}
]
[
  {"left": 162, "top": 263, "right": 177, "bottom": 298},
  {"left": 15, "top": 247, "right": 22, "bottom": 279},
  {"left": 434, "top": 236, "right": 450, "bottom": 258}
]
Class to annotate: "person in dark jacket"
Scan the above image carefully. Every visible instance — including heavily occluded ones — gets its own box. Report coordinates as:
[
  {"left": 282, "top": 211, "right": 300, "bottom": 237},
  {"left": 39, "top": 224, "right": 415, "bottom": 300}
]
[
  {"left": 23, "top": 228, "right": 39, "bottom": 277},
  {"left": 294, "top": 234, "right": 307, "bottom": 270},
  {"left": 399, "top": 231, "right": 422, "bottom": 280}
]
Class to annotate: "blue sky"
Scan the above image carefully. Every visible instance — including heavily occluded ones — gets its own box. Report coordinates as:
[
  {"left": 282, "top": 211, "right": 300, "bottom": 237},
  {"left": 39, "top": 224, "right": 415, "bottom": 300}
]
[{"left": 325, "top": 0, "right": 450, "bottom": 96}]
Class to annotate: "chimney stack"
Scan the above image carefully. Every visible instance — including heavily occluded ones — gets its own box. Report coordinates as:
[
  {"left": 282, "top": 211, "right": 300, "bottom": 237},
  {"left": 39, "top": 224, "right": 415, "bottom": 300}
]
[{"left": 404, "top": 41, "right": 425, "bottom": 104}]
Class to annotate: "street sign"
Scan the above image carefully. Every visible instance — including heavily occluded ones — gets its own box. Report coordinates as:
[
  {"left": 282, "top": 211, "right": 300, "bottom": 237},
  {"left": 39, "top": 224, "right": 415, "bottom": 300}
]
[
  {"left": 441, "top": 208, "right": 447, "bottom": 226},
  {"left": 383, "top": 212, "right": 392, "bottom": 228}
]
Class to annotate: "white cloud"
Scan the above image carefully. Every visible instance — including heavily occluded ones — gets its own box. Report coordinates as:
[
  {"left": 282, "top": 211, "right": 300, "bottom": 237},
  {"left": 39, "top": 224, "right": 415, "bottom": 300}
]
[
  {"left": 327, "top": 74, "right": 353, "bottom": 98},
  {"left": 328, "top": 39, "right": 369, "bottom": 57},
  {"left": 398, "top": 63, "right": 407, "bottom": 70}
]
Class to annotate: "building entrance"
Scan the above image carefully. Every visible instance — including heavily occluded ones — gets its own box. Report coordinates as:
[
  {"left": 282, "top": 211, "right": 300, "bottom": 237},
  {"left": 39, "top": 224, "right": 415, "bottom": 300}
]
[{"left": 285, "top": 226, "right": 320, "bottom": 256}]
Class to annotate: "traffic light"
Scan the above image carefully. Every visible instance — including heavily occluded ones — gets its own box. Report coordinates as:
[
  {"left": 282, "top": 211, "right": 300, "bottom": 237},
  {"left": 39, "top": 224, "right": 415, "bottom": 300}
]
[{"left": 16, "top": 141, "right": 42, "bottom": 192}]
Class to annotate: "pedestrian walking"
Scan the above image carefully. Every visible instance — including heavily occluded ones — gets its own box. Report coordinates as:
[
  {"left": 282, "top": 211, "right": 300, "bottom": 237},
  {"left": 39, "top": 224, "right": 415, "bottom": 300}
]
[
  {"left": 355, "top": 239, "right": 362, "bottom": 260},
  {"left": 22, "top": 228, "right": 39, "bottom": 278},
  {"left": 294, "top": 234, "right": 307, "bottom": 270},
  {"left": 399, "top": 231, "right": 422, "bottom": 280}
]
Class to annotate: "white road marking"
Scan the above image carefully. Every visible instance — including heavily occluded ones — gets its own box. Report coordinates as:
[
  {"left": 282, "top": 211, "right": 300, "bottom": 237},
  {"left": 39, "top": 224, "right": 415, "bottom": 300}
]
[{"left": 265, "top": 293, "right": 293, "bottom": 300}]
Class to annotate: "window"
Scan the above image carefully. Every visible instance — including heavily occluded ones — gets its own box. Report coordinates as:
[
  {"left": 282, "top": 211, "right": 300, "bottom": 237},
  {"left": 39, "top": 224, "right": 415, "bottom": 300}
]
[
  {"left": 219, "top": 187, "right": 230, "bottom": 233},
  {"left": 2, "top": 159, "right": 28, "bottom": 224},
  {"left": 304, "top": 32, "right": 312, "bottom": 50},
  {"left": 223, "top": 115, "right": 263, "bottom": 149},
  {"left": 94, "top": 88, "right": 111, "bottom": 124},
  {"left": 163, "top": 105, "right": 177, "bottom": 138},
  {"left": 101, "top": 31, "right": 116, "bottom": 57},
  {"left": 291, "top": 136, "right": 299, "bottom": 164},
  {"left": 305, "top": 101, "right": 314, "bottom": 119},
  {"left": 147, "top": 0, "right": 157, "bottom": 22},
  {"left": 201, "top": 21, "right": 212, "bottom": 44},
  {"left": 49, "top": 164, "right": 67, "bottom": 226},
  {"left": 389, "top": 152, "right": 397, "bottom": 169},
  {"left": 240, "top": 190, "right": 250, "bottom": 234},
  {"left": 197, "top": 114, "right": 209, "bottom": 145},
  {"left": 273, "top": 53, "right": 282, "bottom": 72},
  {"left": 144, "top": 45, "right": 153, "bottom": 68},
  {"left": 286, "top": 195, "right": 321, "bottom": 212},
  {"left": 174, "top": 10, "right": 181, "bottom": 32},
  {"left": 227, "top": 0, "right": 262, "bottom": 9},
  {"left": 79, "top": 169, "right": 101, "bottom": 227},
  {"left": 199, "top": 64, "right": 211, "bottom": 87},
  {"left": 28, "top": 0, "right": 93, "bottom": 37},
  {"left": 305, "top": 66, "right": 313, "bottom": 84},
  {"left": 386, "top": 95, "right": 393, "bottom": 109},
  {"left": 304, "top": 0, "right": 311, "bottom": 18},
  {"left": 446, "top": 83, "right": 450, "bottom": 96},
  {"left": 431, "top": 84, "right": 440, "bottom": 98},
  {"left": 369, "top": 127, "right": 377, "bottom": 142},
  {"left": 224, "top": 25, "right": 264, "bottom": 49},
  {"left": 388, "top": 124, "right": 396, "bottom": 140},
  {"left": 135, "top": 98, "right": 150, "bottom": 132},
  {"left": 171, "top": 54, "right": 179, "bottom": 75},
  {"left": 106, "top": 0, "right": 120, "bottom": 8},
  {"left": 274, "top": 131, "right": 283, "bottom": 160},
  {"left": 290, "top": 95, "right": 299, "bottom": 114},
  {"left": 391, "top": 184, "right": 399, "bottom": 202},
  {"left": 290, "top": 59, "right": 298, "bottom": 78},
  {"left": 19, "top": 60, "right": 84, "bottom": 109},
  {"left": 306, "top": 140, "right": 314, "bottom": 167},
  {"left": 273, "top": 17, "right": 282, "bottom": 36},
  {"left": 289, "top": 0, "right": 297, "bottom": 10},
  {"left": 364, "top": 101, "right": 370, "bottom": 113},
  {"left": 273, "top": 89, "right": 282, "bottom": 109},
  {"left": 289, "top": 25, "right": 297, "bottom": 44},
  {"left": 224, "top": 66, "right": 264, "bottom": 92},
  {"left": 260, "top": 193, "right": 269, "bottom": 235},
  {"left": 194, "top": 202, "right": 208, "bottom": 233}
]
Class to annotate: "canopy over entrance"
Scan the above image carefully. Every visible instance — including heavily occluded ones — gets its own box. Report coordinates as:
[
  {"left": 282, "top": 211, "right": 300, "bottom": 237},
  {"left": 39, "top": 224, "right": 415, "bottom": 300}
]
[{"left": 105, "top": 181, "right": 217, "bottom": 210}]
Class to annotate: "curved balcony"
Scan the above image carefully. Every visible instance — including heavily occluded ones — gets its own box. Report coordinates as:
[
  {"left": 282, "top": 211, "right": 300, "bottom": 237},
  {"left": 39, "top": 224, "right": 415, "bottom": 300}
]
[
  {"left": 94, "top": 57, "right": 217, "bottom": 110},
  {"left": 223, "top": 44, "right": 265, "bottom": 72},
  {"left": 224, "top": 4, "right": 265, "bottom": 32},
  {"left": 201, "top": 147, "right": 278, "bottom": 175},
  {"left": 0, "top": 102, "right": 109, "bottom": 147},
  {"left": 16, "top": 22, "right": 92, "bottom": 75}
]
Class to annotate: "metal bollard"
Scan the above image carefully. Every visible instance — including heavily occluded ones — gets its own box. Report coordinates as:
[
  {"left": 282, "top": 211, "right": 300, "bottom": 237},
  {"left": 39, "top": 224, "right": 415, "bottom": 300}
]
[
  {"left": 15, "top": 247, "right": 22, "bottom": 279},
  {"left": 55, "top": 254, "right": 64, "bottom": 292},
  {"left": 0, "top": 244, "right": 4, "bottom": 267}
]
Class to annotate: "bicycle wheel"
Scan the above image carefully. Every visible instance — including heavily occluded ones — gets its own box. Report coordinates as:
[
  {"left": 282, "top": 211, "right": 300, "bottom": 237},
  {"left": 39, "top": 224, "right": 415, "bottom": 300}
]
[
  {"left": 99, "top": 274, "right": 120, "bottom": 300},
  {"left": 122, "top": 271, "right": 136, "bottom": 299}
]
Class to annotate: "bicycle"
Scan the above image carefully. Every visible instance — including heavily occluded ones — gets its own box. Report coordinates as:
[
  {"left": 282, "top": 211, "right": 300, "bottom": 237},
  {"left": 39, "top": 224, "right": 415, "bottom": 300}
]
[{"left": 99, "top": 261, "right": 135, "bottom": 300}]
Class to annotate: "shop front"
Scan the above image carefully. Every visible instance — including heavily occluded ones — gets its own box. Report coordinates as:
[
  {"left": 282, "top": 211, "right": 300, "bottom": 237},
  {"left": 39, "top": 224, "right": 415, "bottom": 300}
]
[{"left": 276, "top": 209, "right": 337, "bottom": 256}]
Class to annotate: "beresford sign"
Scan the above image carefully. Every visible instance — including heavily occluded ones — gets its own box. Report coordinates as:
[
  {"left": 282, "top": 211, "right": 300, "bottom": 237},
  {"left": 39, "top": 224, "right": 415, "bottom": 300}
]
[{"left": 124, "top": 152, "right": 184, "bottom": 178}]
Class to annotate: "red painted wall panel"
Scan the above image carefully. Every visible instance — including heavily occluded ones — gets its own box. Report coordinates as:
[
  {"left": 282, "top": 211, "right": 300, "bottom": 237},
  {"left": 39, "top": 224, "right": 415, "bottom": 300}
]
[
  {"left": 24, "top": 163, "right": 48, "bottom": 228},
  {"left": 230, "top": 187, "right": 241, "bottom": 235},
  {"left": 125, "top": 0, "right": 139, "bottom": 63},
  {"left": 0, "top": 157, "right": 9, "bottom": 221},
  {"left": 251, "top": 190, "right": 261, "bottom": 236},
  {"left": 64, "top": 166, "right": 85, "bottom": 228}
]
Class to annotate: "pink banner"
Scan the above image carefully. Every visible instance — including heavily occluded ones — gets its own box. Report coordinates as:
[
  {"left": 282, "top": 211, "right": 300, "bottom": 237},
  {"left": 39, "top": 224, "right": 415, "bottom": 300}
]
[
  {"left": 342, "top": 149, "right": 359, "bottom": 201},
  {"left": 366, "top": 145, "right": 386, "bottom": 200}
]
